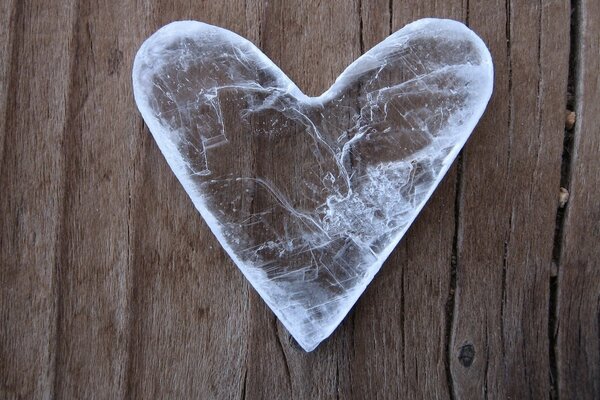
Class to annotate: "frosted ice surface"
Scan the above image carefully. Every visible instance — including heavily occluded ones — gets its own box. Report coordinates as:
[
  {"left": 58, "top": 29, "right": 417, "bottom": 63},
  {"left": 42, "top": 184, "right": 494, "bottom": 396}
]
[{"left": 132, "top": 18, "right": 493, "bottom": 351}]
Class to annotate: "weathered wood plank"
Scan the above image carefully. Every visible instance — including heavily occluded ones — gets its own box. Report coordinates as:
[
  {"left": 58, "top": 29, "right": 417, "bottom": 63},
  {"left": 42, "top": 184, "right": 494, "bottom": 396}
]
[
  {"left": 556, "top": 0, "right": 600, "bottom": 397},
  {"left": 125, "top": 2, "right": 255, "bottom": 398},
  {"left": 51, "top": 0, "right": 148, "bottom": 397},
  {"left": 347, "top": 3, "right": 466, "bottom": 399},
  {"left": 0, "top": 2, "right": 76, "bottom": 398},
  {"left": 450, "top": 0, "right": 570, "bottom": 399}
]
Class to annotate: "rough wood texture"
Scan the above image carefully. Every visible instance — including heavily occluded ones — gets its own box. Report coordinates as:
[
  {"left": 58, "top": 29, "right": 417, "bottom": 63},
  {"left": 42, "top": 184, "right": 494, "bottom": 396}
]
[
  {"left": 1, "top": 1, "right": 597, "bottom": 399},
  {"left": 556, "top": 0, "right": 600, "bottom": 398}
]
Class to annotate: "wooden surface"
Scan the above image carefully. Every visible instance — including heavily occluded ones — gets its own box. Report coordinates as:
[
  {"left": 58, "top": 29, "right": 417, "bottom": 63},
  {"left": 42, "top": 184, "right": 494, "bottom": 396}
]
[{"left": 1, "top": 0, "right": 598, "bottom": 399}]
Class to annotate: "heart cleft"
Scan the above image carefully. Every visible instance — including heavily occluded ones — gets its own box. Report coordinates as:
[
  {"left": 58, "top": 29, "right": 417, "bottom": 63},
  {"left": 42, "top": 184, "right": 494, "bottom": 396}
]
[{"left": 132, "top": 18, "right": 493, "bottom": 352}]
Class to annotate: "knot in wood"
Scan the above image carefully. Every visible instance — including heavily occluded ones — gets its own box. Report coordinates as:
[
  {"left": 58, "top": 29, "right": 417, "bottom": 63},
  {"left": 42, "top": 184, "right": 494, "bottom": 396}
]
[{"left": 458, "top": 343, "right": 475, "bottom": 368}]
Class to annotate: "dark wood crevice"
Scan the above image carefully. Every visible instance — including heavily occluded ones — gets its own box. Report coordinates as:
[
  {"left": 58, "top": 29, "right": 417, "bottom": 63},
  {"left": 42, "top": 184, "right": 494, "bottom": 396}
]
[
  {"left": 240, "top": 367, "right": 248, "bottom": 400},
  {"left": 445, "top": 153, "right": 462, "bottom": 400},
  {"left": 358, "top": 0, "right": 365, "bottom": 54},
  {"left": 552, "top": 0, "right": 580, "bottom": 264},
  {"left": 444, "top": 4, "right": 474, "bottom": 397},
  {"left": 274, "top": 317, "right": 293, "bottom": 395},
  {"left": 549, "top": 1, "right": 582, "bottom": 398}
]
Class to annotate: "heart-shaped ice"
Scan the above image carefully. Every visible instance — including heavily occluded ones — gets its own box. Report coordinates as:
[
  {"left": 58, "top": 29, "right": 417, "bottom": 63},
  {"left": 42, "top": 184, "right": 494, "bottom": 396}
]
[{"left": 133, "top": 18, "right": 493, "bottom": 351}]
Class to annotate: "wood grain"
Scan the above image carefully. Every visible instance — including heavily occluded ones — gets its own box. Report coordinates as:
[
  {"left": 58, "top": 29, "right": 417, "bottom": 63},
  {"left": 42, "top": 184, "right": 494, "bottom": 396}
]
[
  {"left": 127, "top": 3, "right": 253, "bottom": 399},
  {"left": 556, "top": 0, "right": 600, "bottom": 398},
  {"left": 52, "top": 1, "right": 148, "bottom": 397},
  {"left": 348, "top": 3, "right": 464, "bottom": 400},
  {"left": 1, "top": 1, "right": 597, "bottom": 399},
  {"left": 450, "top": 1, "right": 570, "bottom": 398},
  {"left": 1, "top": 2, "right": 76, "bottom": 398}
]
